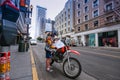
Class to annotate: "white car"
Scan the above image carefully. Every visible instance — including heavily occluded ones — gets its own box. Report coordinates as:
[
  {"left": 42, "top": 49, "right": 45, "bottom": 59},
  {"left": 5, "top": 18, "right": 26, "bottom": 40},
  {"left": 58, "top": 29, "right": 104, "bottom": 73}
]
[{"left": 30, "top": 39, "right": 37, "bottom": 45}]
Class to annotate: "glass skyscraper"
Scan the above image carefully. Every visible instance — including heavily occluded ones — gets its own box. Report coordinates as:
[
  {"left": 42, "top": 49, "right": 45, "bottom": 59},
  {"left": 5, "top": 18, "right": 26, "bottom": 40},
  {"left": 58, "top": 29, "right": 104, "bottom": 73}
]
[{"left": 35, "top": 6, "right": 46, "bottom": 39}]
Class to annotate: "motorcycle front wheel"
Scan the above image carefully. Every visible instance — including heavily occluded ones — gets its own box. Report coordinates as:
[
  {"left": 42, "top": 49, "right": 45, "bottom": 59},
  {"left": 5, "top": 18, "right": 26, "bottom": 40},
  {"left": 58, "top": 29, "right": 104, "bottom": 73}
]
[{"left": 63, "top": 57, "right": 82, "bottom": 79}]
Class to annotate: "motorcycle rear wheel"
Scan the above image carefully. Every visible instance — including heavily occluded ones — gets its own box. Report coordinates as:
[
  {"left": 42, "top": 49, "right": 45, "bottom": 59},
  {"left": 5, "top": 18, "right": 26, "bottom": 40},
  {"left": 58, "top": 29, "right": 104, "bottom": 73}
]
[{"left": 63, "top": 57, "right": 82, "bottom": 79}]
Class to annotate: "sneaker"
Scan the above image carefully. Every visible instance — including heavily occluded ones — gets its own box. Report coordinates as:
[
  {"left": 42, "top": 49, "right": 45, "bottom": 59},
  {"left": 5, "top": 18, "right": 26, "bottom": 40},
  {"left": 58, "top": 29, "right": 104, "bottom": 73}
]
[{"left": 46, "top": 68, "right": 53, "bottom": 72}]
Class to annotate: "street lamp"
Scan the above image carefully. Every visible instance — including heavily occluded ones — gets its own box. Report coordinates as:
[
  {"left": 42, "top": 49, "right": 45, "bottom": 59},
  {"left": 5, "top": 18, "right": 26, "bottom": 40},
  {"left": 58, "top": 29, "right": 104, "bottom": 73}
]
[
  {"left": 25, "top": 4, "right": 33, "bottom": 50},
  {"left": 25, "top": 4, "right": 33, "bottom": 42}
]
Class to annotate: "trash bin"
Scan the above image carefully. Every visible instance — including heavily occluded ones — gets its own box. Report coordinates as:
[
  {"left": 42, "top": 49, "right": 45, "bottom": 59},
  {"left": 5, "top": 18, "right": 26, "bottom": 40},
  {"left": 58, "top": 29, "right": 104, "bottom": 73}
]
[{"left": 18, "top": 40, "right": 25, "bottom": 52}]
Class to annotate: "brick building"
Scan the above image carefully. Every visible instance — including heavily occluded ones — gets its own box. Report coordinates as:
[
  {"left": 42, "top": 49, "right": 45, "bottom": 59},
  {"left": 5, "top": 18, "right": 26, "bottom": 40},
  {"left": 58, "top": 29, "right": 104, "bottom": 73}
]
[{"left": 74, "top": 0, "right": 120, "bottom": 47}]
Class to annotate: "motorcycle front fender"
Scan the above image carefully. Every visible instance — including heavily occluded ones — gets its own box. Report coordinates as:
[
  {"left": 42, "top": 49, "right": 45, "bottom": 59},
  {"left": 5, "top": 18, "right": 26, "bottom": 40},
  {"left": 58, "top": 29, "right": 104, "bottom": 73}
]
[{"left": 68, "top": 50, "right": 80, "bottom": 55}]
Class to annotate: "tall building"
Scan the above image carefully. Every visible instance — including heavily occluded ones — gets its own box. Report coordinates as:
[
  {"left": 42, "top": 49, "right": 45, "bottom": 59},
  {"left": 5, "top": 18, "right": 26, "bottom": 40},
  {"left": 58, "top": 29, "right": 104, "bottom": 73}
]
[
  {"left": 35, "top": 6, "right": 46, "bottom": 39},
  {"left": 55, "top": 0, "right": 75, "bottom": 38},
  {"left": 74, "top": 0, "right": 120, "bottom": 47}
]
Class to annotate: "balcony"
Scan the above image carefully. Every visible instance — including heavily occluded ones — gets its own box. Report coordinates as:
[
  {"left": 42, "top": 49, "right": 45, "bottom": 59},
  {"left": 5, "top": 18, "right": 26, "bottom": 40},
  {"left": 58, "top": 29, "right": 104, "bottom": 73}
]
[{"left": 104, "top": 19, "right": 120, "bottom": 26}]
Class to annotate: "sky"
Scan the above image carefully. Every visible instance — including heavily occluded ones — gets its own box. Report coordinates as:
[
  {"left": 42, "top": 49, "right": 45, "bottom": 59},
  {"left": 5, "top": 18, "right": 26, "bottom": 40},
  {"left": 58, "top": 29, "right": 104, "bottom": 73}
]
[
  {"left": 30, "top": 0, "right": 67, "bottom": 20},
  {"left": 30, "top": 0, "right": 67, "bottom": 38}
]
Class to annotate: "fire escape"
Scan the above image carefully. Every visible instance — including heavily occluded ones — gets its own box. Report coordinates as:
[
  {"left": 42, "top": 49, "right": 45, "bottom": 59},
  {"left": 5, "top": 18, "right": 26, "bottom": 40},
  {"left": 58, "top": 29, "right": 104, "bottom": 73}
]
[
  {"left": 113, "top": 0, "right": 120, "bottom": 20},
  {"left": 104, "top": 0, "right": 120, "bottom": 26}
]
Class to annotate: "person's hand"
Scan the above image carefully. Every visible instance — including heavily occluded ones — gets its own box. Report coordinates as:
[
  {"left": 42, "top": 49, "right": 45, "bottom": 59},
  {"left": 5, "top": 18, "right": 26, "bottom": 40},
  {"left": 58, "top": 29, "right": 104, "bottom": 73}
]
[{"left": 51, "top": 49, "right": 56, "bottom": 54}]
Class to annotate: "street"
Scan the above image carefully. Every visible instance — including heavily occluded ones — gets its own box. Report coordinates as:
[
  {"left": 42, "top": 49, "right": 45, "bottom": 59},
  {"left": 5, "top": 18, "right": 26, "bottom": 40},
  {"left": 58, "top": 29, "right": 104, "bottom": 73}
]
[
  {"left": 31, "top": 43, "right": 97, "bottom": 80},
  {"left": 31, "top": 43, "right": 120, "bottom": 80},
  {"left": 72, "top": 47, "right": 120, "bottom": 80},
  {"left": 0, "top": 0, "right": 120, "bottom": 80}
]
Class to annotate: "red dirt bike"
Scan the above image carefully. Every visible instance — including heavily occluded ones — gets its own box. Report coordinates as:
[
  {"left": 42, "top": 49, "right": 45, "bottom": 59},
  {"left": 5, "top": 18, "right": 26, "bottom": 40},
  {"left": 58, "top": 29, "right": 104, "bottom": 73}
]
[{"left": 50, "top": 46, "right": 82, "bottom": 79}]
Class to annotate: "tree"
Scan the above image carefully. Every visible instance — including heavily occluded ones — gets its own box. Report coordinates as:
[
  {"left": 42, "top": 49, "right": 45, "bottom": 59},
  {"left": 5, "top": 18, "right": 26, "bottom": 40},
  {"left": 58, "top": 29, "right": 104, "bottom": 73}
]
[{"left": 37, "top": 37, "right": 43, "bottom": 41}]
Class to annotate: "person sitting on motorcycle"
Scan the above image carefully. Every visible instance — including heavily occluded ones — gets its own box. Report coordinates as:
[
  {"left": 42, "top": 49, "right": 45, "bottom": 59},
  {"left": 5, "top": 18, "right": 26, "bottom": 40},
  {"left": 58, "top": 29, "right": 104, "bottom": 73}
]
[{"left": 45, "top": 35, "right": 56, "bottom": 72}]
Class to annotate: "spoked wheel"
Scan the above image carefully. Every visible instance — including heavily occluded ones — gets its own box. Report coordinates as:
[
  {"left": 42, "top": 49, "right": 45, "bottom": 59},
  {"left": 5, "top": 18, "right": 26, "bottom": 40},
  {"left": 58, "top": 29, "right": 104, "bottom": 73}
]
[{"left": 63, "top": 57, "right": 82, "bottom": 79}]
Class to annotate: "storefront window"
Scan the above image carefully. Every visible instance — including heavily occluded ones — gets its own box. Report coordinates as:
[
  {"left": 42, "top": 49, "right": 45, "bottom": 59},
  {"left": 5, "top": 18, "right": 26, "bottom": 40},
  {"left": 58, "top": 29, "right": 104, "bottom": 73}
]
[
  {"left": 89, "top": 34, "right": 95, "bottom": 46},
  {"left": 98, "top": 31, "right": 118, "bottom": 47}
]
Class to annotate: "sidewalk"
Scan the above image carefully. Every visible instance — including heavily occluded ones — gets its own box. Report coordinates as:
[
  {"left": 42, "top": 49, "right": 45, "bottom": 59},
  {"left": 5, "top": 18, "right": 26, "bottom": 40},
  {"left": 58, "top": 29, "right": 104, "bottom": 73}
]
[{"left": 10, "top": 45, "right": 32, "bottom": 80}]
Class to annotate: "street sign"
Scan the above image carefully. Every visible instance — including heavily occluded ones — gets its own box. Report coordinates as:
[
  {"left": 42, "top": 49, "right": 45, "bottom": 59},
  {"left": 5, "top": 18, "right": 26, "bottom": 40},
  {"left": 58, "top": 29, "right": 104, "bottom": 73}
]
[{"left": 25, "top": 18, "right": 31, "bottom": 24}]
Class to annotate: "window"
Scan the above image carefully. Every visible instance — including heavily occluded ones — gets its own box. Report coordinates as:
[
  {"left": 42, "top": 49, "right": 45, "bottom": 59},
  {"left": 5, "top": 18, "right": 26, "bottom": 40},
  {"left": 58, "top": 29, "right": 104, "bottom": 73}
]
[
  {"left": 106, "top": 3, "right": 113, "bottom": 11},
  {"left": 68, "top": 15, "right": 70, "bottom": 19},
  {"left": 78, "top": 27, "right": 80, "bottom": 31},
  {"left": 85, "top": 6, "right": 88, "bottom": 13},
  {"left": 85, "top": 15, "right": 88, "bottom": 21},
  {"left": 93, "top": 0, "right": 98, "bottom": 7},
  {"left": 68, "top": 27, "right": 70, "bottom": 31},
  {"left": 65, "top": 23, "right": 66, "bottom": 27},
  {"left": 94, "top": 20, "right": 98, "bottom": 27},
  {"left": 78, "top": 19, "right": 80, "bottom": 23},
  {"left": 78, "top": 11, "right": 80, "bottom": 16},
  {"left": 68, "top": 9, "right": 70, "bottom": 13},
  {"left": 85, "top": 24, "right": 88, "bottom": 30},
  {"left": 78, "top": 3, "right": 80, "bottom": 9},
  {"left": 65, "top": 12, "right": 66, "bottom": 16},
  {"left": 93, "top": 10, "right": 98, "bottom": 17},
  {"left": 84, "top": 0, "right": 89, "bottom": 3},
  {"left": 106, "top": 16, "right": 113, "bottom": 22},
  {"left": 68, "top": 21, "right": 70, "bottom": 25}
]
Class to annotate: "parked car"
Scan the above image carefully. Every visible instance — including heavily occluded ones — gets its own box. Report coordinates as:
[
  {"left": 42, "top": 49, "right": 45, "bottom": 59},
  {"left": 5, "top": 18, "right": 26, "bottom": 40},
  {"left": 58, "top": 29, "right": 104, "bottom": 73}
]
[{"left": 30, "top": 39, "right": 37, "bottom": 45}]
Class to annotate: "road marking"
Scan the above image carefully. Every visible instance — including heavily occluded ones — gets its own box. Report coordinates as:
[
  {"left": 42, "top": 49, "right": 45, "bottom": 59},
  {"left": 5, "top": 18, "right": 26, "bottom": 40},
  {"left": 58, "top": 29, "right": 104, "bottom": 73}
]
[
  {"left": 79, "top": 49, "right": 120, "bottom": 59},
  {"left": 30, "top": 47, "right": 39, "bottom": 80}
]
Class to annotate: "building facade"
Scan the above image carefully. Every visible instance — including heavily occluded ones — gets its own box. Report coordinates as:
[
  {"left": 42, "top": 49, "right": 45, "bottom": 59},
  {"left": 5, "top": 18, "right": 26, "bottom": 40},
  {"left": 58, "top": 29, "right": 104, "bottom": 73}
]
[
  {"left": 35, "top": 6, "right": 46, "bottom": 39},
  {"left": 74, "top": 0, "right": 120, "bottom": 47},
  {"left": 55, "top": 0, "right": 75, "bottom": 38}
]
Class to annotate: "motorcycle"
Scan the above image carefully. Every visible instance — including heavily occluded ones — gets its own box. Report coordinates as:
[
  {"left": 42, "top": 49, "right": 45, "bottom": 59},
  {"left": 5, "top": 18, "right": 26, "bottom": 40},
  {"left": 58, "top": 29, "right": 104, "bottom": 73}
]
[{"left": 50, "top": 46, "right": 82, "bottom": 79}]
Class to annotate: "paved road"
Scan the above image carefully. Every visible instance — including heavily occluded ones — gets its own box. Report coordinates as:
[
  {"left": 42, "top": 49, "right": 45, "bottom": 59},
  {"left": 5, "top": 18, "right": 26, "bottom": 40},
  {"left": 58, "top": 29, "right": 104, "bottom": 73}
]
[
  {"left": 31, "top": 43, "right": 97, "bottom": 80},
  {"left": 71, "top": 46, "right": 120, "bottom": 80}
]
